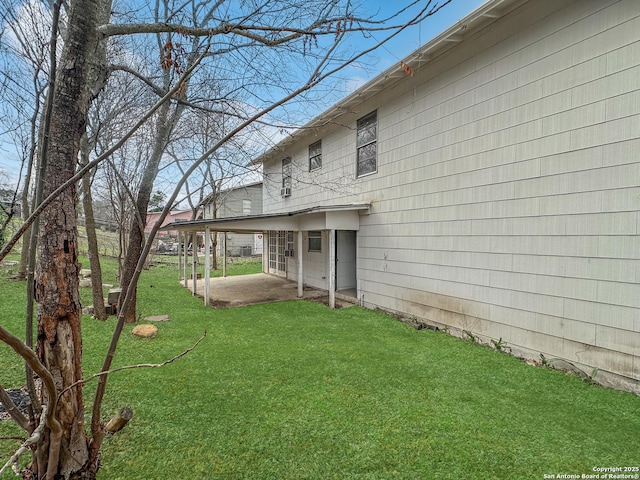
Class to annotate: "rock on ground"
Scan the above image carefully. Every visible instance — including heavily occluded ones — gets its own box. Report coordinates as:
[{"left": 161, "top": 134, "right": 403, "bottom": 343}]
[
  {"left": 131, "top": 324, "right": 158, "bottom": 338},
  {"left": 145, "top": 315, "right": 170, "bottom": 322}
]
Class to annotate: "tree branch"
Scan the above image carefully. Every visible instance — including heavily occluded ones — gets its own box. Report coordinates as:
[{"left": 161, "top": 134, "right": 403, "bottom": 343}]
[
  {"left": 58, "top": 331, "right": 206, "bottom": 401},
  {"left": 0, "top": 383, "right": 29, "bottom": 432},
  {"left": 0, "top": 325, "right": 61, "bottom": 473},
  {"left": 0, "top": 406, "right": 47, "bottom": 476},
  {"left": 0, "top": 48, "right": 209, "bottom": 263}
]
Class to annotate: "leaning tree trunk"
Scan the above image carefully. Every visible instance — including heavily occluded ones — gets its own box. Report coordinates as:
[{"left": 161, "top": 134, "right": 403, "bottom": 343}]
[
  {"left": 80, "top": 134, "right": 107, "bottom": 320},
  {"left": 119, "top": 100, "right": 178, "bottom": 323},
  {"left": 31, "top": 0, "right": 101, "bottom": 477}
]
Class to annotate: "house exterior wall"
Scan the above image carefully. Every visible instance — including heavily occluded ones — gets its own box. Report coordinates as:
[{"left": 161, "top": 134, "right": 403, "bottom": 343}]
[
  {"left": 287, "top": 231, "right": 329, "bottom": 289},
  {"left": 205, "top": 183, "right": 263, "bottom": 256},
  {"left": 262, "top": 0, "right": 640, "bottom": 392}
]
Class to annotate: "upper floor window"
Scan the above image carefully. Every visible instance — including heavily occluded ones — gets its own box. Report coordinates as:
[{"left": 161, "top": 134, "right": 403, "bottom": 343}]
[
  {"left": 282, "top": 157, "right": 292, "bottom": 194},
  {"left": 309, "top": 140, "right": 322, "bottom": 171},
  {"left": 242, "top": 199, "right": 251, "bottom": 215},
  {"left": 356, "top": 110, "right": 377, "bottom": 177}
]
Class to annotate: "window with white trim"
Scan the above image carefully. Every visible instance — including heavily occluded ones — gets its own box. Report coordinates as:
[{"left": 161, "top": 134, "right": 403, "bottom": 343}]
[
  {"left": 308, "top": 231, "right": 322, "bottom": 252},
  {"left": 356, "top": 111, "right": 377, "bottom": 177},
  {"left": 282, "top": 157, "right": 292, "bottom": 189},
  {"left": 309, "top": 140, "right": 322, "bottom": 171}
]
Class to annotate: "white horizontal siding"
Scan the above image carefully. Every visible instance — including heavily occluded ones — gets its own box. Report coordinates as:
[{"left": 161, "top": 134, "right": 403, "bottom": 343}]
[{"left": 261, "top": 0, "right": 640, "bottom": 390}]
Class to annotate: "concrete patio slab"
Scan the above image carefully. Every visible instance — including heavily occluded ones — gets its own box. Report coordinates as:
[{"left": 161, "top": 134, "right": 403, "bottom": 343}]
[{"left": 185, "top": 273, "right": 332, "bottom": 308}]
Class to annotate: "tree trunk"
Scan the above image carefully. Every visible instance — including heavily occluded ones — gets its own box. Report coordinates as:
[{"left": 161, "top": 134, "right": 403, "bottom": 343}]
[
  {"left": 80, "top": 135, "right": 107, "bottom": 320},
  {"left": 17, "top": 84, "right": 42, "bottom": 282},
  {"left": 118, "top": 100, "right": 178, "bottom": 323},
  {"left": 32, "top": 0, "right": 101, "bottom": 477}
]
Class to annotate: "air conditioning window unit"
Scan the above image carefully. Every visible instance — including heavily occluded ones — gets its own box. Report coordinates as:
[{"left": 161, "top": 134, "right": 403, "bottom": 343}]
[{"left": 280, "top": 187, "right": 291, "bottom": 197}]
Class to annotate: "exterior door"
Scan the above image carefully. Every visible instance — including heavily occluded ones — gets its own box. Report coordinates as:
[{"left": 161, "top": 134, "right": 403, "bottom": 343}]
[
  {"left": 336, "top": 230, "right": 357, "bottom": 291},
  {"left": 268, "top": 231, "right": 287, "bottom": 276}
]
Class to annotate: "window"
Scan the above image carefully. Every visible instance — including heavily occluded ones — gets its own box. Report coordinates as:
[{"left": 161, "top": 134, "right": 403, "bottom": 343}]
[
  {"left": 282, "top": 157, "right": 292, "bottom": 189},
  {"left": 277, "top": 231, "right": 286, "bottom": 271},
  {"left": 268, "top": 231, "right": 277, "bottom": 270},
  {"left": 309, "top": 140, "right": 322, "bottom": 171},
  {"left": 308, "top": 231, "right": 322, "bottom": 252},
  {"left": 242, "top": 199, "right": 251, "bottom": 215},
  {"left": 287, "top": 232, "right": 294, "bottom": 252},
  {"left": 356, "top": 111, "right": 377, "bottom": 177}
]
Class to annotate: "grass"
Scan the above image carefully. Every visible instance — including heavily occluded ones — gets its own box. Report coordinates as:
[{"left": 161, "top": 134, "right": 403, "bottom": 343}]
[{"left": 1, "top": 255, "right": 639, "bottom": 479}]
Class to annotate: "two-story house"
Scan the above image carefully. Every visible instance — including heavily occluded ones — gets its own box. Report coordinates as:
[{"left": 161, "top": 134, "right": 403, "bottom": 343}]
[
  {"left": 202, "top": 181, "right": 263, "bottom": 256},
  {"left": 170, "top": 0, "right": 640, "bottom": 394}
]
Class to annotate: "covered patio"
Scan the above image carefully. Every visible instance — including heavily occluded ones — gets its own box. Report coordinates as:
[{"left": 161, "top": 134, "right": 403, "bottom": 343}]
[
  {"left": 185, "top": 272, "right": 330, "bottom": 308},
  {"left": 166, "top": 204, "right": 369, "bottom": 309}
]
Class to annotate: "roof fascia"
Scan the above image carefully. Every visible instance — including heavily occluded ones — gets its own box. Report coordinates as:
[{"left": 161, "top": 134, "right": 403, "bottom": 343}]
[
  {"left": 252, "top": 0, "right": 525, "bottom": 165},
  {"left": 166, "top": 203, "right": 370, "bottom": 233}
]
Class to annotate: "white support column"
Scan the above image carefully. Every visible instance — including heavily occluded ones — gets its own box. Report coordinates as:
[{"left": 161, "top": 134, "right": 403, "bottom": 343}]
[
  {"left": 204, "top": 227, "right": 211, "bottom": 306},
  {"left": 223, "top": 233, "right": 228, "bottom": 278},
  {"left": 178, "top": 232, "right": 183, "bottom": 284},
  {"left": 328, "top": 229, "right": 335, "bottom": 309},
  {"left": 191, "top": 232, "right": 197, "bottom": 296},
  {"left": 262, "top": 232, "right": 268, "bottom": 273},
  {"left": 297, "top": 231, "right": 303, "bottom": 297},
  {"left": 183, "top": 232, "right": 189, "bottom": 288}
]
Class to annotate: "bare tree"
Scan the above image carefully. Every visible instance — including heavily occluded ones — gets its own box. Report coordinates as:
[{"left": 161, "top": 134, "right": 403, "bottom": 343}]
[
  {"left": 81, "top": 68, "right": 152, "bottom": 316},
  {"left": 0, "top": 0, "right": 52, "bottom": 279},
  {"left": 0, "top": 0, "right": 452, "bottom": 478}
]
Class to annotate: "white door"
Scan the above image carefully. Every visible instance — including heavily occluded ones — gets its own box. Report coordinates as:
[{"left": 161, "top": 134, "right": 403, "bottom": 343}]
[
  {"left": 268, "top": 231, "right": 287, "bottom": 276},
  {"left": 336, "top": 230, "right": 357, "bottom": 291}
]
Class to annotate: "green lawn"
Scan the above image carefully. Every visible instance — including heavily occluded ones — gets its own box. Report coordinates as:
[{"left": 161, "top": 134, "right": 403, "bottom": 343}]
[{"left": 1, "top": 256, "right": 639, "bottom": 479}]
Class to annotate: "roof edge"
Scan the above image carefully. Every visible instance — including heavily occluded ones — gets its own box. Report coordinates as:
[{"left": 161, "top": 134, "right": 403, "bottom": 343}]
[{"left": 252, "top": 0, "right": 525, "bottom": 165}]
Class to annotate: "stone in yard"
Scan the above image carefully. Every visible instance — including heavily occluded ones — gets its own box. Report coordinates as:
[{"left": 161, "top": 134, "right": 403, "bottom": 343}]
[
  {"left": 82, "top": 306, "right": 94, "bottom": 315},
  {"left": 79, "top": 278, "right": 92, "bottom": 288},
  {"left": 145, "top": 314, "right": 169, "bottom": 322},
  {"left": 132, "top": 324, "right": 158, "bottom": 338},
  {"left": 80, "top": 269, "right": 92, "bottom": 278}
]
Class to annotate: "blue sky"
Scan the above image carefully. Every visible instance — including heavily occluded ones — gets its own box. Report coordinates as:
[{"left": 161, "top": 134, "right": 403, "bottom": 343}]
[
  {"left": 337, "top": 0, "right": 486, "bottom": 90},
  {"left": 0, "top": 0, "right": 486, "bottom": 187}
]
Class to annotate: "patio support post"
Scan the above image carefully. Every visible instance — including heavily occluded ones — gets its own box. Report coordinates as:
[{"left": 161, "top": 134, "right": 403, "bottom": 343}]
[
  {"left": 183, "top": 232, "right": 189, "bottom": 288},
  {"left": 328, "top": 229, "right": 336, "bottom": 309},
  {"left": 191, "top": 230, "right": 197, "bottom": 296},
  {"left": 204, "top": 227, "right": 211, "bottom": 306},
  {"left": 297, "top": 231, "right": 303, "bottom": 297},
  {"left": 223, "top": 233, "right": 227, "bottom": 278},
  {"left": 178, "top": 231, "right": 183, "bottom": 284}
]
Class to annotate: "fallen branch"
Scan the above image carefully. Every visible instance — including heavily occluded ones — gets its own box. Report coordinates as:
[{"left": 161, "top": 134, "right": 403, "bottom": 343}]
[{"left": 0, "top": 406, "right": 47, "bottom": 476}]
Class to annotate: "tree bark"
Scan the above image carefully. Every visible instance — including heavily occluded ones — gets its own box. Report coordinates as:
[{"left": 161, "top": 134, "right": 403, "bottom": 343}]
[{"left": 32, "top": 0, "right": 101, "bottom": 477}]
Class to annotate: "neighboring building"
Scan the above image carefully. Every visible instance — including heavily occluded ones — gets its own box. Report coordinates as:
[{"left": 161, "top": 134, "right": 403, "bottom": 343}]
[
  {"left": 171, "top": 0, "right": 640, "bottom": 393},
  {"left": 146, "top": 210, "right": 199, "bottom": 239},
  {"left": 203, "top": 182, "right": 263, "bottom": 256}
]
